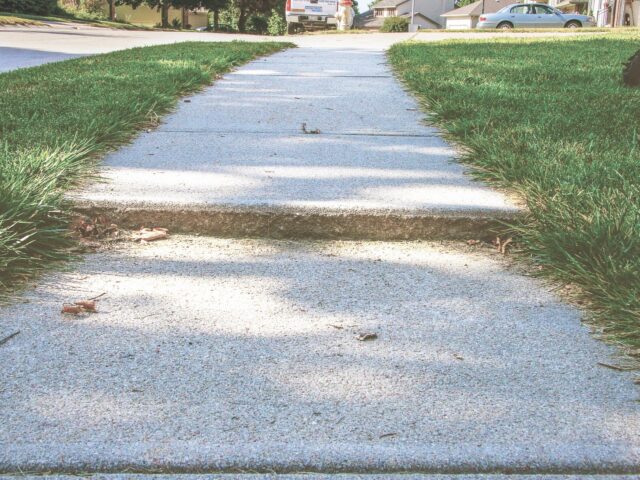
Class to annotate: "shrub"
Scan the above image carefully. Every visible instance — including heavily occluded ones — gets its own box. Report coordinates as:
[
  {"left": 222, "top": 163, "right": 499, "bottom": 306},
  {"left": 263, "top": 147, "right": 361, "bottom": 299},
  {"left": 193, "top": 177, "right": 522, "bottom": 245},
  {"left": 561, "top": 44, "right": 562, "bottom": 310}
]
[
  {"left": 247, "top": 14, "right": 268, "bottom": 33},
  {"left": 0, "top": 0, "right": 58, "bottom": 15},
  {"left": 81, "top": 0, "right": 105, "bottom": 15},
  {"left": 380, "top": 16, "right": 408, "bottom": 32},
  {"left": 58, "top": 0, "right": 107, "bottom": 20},
  {"left": 267, "top": 8, "right": 286, "bottom": 35}
]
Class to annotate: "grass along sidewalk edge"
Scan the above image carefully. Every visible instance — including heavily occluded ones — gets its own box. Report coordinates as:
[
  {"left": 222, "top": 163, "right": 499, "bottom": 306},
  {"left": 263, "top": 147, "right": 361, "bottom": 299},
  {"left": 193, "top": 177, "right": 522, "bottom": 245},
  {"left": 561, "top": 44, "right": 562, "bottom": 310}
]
[
  {"left": 0, "top": 14, "right": 44, "bottom": 26},
  {"left": 389, "top": 32, "right": 640, "bottom": 356},
  {"left": 0, "top": 41, "right": 292, "bottom": 300}
]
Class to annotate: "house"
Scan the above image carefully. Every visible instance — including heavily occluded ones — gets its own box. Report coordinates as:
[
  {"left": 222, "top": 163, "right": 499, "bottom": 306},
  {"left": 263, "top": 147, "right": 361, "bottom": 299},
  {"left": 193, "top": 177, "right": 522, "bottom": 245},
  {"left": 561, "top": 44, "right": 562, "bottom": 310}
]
[
  {"left": 101, "top": 3, "right": 209, "bottom": 28},
  {"left": 441, "top": 0, "right": 516, "bottom": 28},
  {"left": 355, "top": 0, "right": 456, "bottom": 29}
]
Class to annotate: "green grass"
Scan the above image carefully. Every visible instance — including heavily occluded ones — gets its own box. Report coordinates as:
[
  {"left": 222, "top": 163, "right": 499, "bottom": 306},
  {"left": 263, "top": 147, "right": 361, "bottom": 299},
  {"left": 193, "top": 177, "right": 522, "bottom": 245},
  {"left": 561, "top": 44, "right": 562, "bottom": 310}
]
[
  {"left": 389, "top": 32, "right": 640, "bottom": 351},
  {"left": 0, "top": 11, "right": 152, "bottom": 30},
  {"left": 0, "top": 14, "right": 44, "bottom": 25},
  {"left": 0, "top": 41, "right": 291, "bottom": 298}
]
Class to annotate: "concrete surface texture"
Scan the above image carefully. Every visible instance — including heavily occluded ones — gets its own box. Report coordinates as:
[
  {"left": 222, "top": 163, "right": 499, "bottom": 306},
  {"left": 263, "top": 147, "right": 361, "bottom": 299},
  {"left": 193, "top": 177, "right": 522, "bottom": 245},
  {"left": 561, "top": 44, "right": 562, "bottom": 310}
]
[
  {"left": 3, "top": 476, "right": 640, "bottom": 480},
  {"left": 1, "top": 237, "right": 639, "bottom": 474},
  {"left": 73, "top": 47, "right": 518, "bottom": 223}
]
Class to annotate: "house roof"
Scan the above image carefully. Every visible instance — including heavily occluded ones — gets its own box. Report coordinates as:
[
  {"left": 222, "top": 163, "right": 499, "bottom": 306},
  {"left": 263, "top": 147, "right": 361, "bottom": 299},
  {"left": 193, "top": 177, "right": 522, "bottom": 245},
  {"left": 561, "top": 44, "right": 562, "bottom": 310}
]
[
  {"left": 399, "top": 11, "right": 441, "bottom": 26},
  {"left": 355, "top": 10, "right": 442, "bottom": 28},
  {"left": 442, "top": 0, "right": 516, "bottom": 17},
  {"left": 372, "top": 0, "right": 407, "bottom": 9},
  {"left": 354, "top": 10, "right": 386, "bottom": 27}
]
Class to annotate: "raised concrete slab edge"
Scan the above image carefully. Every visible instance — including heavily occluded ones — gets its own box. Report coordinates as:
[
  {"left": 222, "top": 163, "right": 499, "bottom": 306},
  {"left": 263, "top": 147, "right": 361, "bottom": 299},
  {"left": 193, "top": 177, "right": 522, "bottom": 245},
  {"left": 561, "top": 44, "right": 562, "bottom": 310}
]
[
  {"left": 72, "top": 202, "right": 522, "bottom": 240},
  {"left": 2, "top": 476, "right": 640, "bottom": 480},
  {"left": 2, "top": 441, "right": 640, "bottom": 475}
]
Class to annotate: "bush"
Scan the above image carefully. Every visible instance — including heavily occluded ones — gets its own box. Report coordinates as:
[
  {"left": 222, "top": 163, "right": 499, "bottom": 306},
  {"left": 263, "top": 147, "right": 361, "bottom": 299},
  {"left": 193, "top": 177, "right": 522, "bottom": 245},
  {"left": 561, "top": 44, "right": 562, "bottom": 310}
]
[
  {"left": 80, "top": 0, "right": 105, "bottom": 15},
  {"left": 247, "top": 13, "right": 268, "bottom": 33},
  {"left": 267, "top": 8, "right": 286, "bottom": 35},
  {"left": 380, "top": 16, "right": 408, "bottom": 32},
  {"left": 58, "top": 0, "right": 107, "bottom": 20},
  {"left": 0, "top": 0, "right": 58, "bottom": 15}
]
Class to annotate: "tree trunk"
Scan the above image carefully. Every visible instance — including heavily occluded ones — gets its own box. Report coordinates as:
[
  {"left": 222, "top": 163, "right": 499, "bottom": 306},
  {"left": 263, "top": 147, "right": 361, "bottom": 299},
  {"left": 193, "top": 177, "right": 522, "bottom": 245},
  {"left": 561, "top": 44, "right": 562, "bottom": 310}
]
[
  {"left": 237, "top": 2, "right": 247, "bottom": 32},
  {"left": 238, "top": 10, "right": 247, "bottom": 32},
  {"left": 161, "top": 1, "right": 170, "bottom": 28},
  {"left": 213, "top": 8, "right": 219, "bottom": 30},
  {"left": 108, "top": 0, "right": 115, "bottom": 21},
  {"left": 182, "top": 7, "right": 188, "bottom": 28}
]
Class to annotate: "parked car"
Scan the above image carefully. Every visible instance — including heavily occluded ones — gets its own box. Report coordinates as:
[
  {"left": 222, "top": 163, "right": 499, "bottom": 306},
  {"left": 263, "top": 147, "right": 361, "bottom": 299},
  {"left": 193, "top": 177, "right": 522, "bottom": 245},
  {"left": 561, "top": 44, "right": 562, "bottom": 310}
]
[
  {"left": 285, "top": 0, "right": 338, "bottom": 32},
  {"left": 476, "top": 3, "right": 595, "bottom": 29}
]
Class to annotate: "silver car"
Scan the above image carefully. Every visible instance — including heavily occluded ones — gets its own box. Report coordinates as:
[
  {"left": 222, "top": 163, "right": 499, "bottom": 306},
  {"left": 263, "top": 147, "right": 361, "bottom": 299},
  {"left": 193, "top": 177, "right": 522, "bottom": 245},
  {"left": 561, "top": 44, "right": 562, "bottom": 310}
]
[{"left": 476, "top": 3, "right": 596, "bottom": 29}]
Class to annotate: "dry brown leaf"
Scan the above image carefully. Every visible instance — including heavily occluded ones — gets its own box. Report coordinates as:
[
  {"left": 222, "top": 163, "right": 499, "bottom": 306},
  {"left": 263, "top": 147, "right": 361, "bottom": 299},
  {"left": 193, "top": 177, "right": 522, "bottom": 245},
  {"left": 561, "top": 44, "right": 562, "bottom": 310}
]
[
  {"left": 357, "top": 332, "right": 378, "bottom": 341},
  {"left": 62, "top": 305, "right": 84, "bottom": 315},
  {"left": 74, "top": 300, "right": 97, "bottom": 312},
  {"left": 500, "top": 238, "right": 513, "bottom": 254},
  {"left": 466, "top": 239, "right": 481, "bottom": 246},
  {"left": 134, "top": 227, "right": 169, "bottom": 243}
]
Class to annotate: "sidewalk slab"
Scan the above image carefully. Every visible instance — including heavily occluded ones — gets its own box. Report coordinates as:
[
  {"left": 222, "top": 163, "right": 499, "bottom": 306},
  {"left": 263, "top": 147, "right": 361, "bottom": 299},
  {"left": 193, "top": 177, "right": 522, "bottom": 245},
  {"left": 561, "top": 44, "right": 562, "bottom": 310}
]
[
  {"left": 3, "top": 476, "right": 640, "bottom": 480},
  {"left": 1, "top": 237, "right": 638, "bottom": 474},
  {"left": 73, "top": 48, "right": 520, "bottom": 239}
]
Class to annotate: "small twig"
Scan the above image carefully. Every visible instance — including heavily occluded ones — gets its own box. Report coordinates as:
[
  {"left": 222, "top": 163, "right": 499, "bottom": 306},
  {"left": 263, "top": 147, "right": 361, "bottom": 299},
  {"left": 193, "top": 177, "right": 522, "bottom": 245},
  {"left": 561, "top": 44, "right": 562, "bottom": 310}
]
[
  {"left": 598, "top": 362, "right": 631, "bottom": 371},
  {"left": 0, "top": 330, "right": 20, "bottom": 347},
  {"left": 88, "top": 292, "right": 107, "bottom": 301}
]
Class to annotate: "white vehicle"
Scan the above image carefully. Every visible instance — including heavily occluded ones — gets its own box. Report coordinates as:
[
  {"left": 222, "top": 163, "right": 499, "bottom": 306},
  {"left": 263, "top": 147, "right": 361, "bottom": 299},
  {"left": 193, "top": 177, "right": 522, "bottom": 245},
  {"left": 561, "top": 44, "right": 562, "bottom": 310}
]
[{"left": 285, "top": 0, "right": 338, "bottom": 32}]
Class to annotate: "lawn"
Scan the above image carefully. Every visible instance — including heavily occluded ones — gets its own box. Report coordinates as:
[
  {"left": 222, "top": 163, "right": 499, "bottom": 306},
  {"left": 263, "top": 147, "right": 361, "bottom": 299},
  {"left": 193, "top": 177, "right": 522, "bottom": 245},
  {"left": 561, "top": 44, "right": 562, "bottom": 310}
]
[
  {"left": 0, "top": 11, "right": 151, "bottom": 29},
  {"left": 0, "top": 14, "right": 44, "bottom": 25},
  {"left": 0, "top": 41, "right": 290, "bottom": 298},
  {"left": 389, "top": 32, "right": 640, "bottom": 351}
]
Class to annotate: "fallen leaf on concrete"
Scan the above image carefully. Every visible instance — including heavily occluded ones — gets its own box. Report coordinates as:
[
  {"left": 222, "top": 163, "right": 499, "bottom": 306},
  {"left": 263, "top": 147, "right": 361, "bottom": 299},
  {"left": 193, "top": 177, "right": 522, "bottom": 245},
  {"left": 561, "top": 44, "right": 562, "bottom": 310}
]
[
  {"left": 61, "top": 305, "right": 84, "bottom": 315},
  {"left": 357, "top": 333, "right": 378, "bottom": 341},
  {"left": 493, "top": 236, "right": 513, "bottom": 254},
  {"left": 74, "top": 300, "right": 97, "bottom": 312},
  {"left": 134, "top": 227, "right": 169, "bottom": 243},
  {"left": 453, "top": 353, "right": 464, "bottom": 361},
  {"left": 500, "top": 238, "right": 513, "bottom": 254},
  {"left": 73, "top": 216, "right": 120, "bottom": 249},
  {"left": 301, "top": 122, "right": 321, "bottom": 134},
  {"left": 379, "top": 432, "right": 397, "bottom": 439}
]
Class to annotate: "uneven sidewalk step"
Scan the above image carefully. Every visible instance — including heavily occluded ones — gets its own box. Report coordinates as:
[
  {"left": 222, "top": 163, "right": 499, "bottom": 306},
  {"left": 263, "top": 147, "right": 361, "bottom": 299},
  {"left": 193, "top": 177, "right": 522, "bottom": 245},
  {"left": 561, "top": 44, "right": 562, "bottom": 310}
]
[
  {"left": 1, "top": 237, "right": 638, "bottom": 474},
  {"left": 72, "top": 48, "right": 520, "bottom": 240},
  {"left": 3, "top": 476, "right": 640, "bottom": 480}
]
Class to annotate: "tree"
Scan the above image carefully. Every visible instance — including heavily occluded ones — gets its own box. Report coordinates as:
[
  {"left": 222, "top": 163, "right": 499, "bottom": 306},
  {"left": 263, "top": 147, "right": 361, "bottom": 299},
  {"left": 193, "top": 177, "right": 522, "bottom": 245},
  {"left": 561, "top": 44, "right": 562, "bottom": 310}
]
[{"left": 200, "top": 0, "right": 230, "bottom": 30}]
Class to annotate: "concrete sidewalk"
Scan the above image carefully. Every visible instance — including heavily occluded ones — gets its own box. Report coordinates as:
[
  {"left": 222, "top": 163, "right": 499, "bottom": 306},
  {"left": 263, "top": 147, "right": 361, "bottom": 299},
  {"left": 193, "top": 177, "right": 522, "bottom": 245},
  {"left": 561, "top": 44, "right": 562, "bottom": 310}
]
[
  {"left": 1, "top": 238, "right": 639, "bottom": 474},
  {"left": 73, "top": 47, "right": 519, "bottom": 239},
  {"left": 1, "top": 28, "right": 639, "bottom": 477}
]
